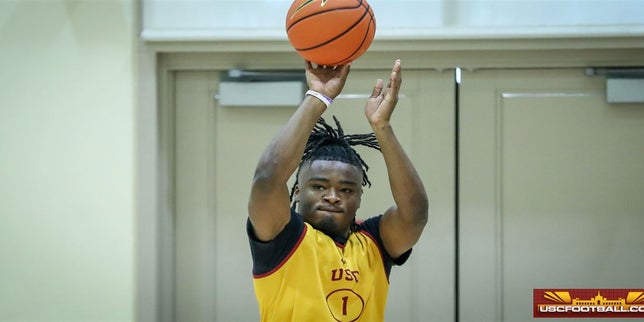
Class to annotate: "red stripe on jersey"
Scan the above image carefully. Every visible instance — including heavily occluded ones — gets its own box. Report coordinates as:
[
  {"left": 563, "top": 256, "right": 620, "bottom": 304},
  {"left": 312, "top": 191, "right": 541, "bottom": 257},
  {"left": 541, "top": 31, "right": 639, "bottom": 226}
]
[{"left": 253, "top": 224, "right": 308, "bottom": 278}]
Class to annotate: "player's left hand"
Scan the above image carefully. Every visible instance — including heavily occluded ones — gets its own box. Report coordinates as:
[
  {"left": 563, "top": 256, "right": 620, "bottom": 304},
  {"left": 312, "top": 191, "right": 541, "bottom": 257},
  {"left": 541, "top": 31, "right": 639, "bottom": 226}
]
[{"left": 365, "top": 59, "right": 401, "bottom": 128}]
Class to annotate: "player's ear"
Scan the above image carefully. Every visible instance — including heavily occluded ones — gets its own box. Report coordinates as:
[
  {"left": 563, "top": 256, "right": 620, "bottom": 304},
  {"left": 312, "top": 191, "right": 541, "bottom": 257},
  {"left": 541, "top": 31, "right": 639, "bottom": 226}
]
[{"left": 293, "top": 185, "right": 300, "bottom": 201}]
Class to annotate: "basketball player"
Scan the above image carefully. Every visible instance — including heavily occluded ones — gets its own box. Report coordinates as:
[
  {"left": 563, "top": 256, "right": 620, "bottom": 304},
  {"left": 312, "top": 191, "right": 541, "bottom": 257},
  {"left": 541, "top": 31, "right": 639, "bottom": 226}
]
[{"left": 247, "top": 59, "right": 428, "bottom": 321}]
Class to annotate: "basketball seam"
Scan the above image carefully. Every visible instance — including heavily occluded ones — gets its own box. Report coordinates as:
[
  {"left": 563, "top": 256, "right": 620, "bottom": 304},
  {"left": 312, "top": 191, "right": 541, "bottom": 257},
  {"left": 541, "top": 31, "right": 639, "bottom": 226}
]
[
  {"left": 327, "top": 13, "right": 374, "bottom": 66},
  {"left": 285, "top": 0, "right": 364, "bottom": 31},
  {"left": 293, "top": 4, "right": 371, "bottom": 51}
]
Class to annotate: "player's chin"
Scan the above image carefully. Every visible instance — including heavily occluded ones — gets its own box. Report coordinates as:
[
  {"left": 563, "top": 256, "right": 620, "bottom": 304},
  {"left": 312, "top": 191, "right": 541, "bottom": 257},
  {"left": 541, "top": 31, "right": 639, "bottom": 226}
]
[{"left": 310, "top": 215, "right": 339, "bottom": 232}]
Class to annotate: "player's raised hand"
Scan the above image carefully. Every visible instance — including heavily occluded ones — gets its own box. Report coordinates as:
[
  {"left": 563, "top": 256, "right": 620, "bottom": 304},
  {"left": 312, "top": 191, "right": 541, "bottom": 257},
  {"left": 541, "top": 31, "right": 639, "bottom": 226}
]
[
  {"left": 305, "top": 61, "right": 351, "bottom": 100},
  {"left": 365, "top": 59, "right": 402, "bottom": 127}
]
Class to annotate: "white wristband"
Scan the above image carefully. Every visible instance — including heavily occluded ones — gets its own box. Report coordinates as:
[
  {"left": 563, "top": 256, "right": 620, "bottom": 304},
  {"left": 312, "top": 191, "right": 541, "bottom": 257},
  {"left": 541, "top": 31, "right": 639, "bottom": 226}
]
[{"left": 305, "top": 90, "right": 333, "bottom": 108}]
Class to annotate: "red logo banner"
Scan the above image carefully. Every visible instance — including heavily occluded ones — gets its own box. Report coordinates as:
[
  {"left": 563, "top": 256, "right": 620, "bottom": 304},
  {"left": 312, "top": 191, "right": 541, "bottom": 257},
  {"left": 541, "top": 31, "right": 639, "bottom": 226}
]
[{"left": 534, "top": 289, "right": 644, "bottom": 318}]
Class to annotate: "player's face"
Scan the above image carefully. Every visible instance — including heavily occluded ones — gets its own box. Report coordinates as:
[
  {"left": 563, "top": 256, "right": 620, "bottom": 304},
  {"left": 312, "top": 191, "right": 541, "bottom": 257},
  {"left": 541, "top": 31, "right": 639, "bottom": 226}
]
[{"left": 295, "top": 160, "right": 363, "bottom": 238}]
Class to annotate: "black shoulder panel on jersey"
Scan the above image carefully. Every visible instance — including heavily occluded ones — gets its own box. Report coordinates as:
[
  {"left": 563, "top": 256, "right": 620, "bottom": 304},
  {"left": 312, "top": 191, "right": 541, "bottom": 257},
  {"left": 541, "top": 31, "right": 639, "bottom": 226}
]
[{"left": 247, "top": 210, "right": 305, "bottom": 277}]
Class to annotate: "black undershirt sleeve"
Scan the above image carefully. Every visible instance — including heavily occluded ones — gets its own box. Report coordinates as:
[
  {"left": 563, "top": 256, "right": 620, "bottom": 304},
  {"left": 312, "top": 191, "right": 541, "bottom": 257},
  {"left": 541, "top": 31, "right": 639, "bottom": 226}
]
[{"left": 246, "top": 209, "right": 304, "bottom": 276}]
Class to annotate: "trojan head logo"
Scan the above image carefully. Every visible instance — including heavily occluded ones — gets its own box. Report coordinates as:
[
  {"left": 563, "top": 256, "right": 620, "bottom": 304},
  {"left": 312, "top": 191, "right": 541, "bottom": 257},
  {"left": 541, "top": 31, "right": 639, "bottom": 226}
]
[{"left": 290, "top": 0, "right": 328, "bottom": 19}]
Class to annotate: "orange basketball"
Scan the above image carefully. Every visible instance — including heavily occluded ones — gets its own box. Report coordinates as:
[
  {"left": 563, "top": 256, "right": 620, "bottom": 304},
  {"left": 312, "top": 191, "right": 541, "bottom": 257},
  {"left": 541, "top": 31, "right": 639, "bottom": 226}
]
[{"left": 285, "top": 0, "right": 376, "bottom": 66}]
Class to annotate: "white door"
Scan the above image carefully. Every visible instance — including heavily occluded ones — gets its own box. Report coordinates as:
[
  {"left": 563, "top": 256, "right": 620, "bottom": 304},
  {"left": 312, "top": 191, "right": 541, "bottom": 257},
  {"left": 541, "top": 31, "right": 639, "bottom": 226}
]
[
  {"left": 171, "top": 63, "right": 456, "bottom": 321},
  {"left": 458, "top": 68, "right": 644, "bottom": 322}
]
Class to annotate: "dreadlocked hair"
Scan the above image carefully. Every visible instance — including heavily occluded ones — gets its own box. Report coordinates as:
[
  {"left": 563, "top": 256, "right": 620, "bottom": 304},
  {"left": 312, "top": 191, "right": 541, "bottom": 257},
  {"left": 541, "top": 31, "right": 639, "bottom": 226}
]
[{"left": 289, "top": 115, "right": 381, "bottom": 211}]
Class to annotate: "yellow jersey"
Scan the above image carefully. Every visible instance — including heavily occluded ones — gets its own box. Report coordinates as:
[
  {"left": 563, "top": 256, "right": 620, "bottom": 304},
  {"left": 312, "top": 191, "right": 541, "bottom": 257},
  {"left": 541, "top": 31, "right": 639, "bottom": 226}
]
[{"left": 247, "top": 210, "right": 411, "bottom": 322}]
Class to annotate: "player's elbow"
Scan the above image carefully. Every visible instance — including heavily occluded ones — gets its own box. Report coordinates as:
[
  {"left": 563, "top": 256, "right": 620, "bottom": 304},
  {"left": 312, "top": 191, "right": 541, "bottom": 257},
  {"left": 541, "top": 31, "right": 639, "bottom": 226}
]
[
  {"left": 252, "top": 167, "right": 281, "bottom": 191},
  {"left": 253, "top": 157, "right": 289, "bottom": 186},
  {"left": 253, "top": 150, "right": 296, "bottom": 185},
  {"left": 409, "top": 193, "right": 429, "bottom": 228}
]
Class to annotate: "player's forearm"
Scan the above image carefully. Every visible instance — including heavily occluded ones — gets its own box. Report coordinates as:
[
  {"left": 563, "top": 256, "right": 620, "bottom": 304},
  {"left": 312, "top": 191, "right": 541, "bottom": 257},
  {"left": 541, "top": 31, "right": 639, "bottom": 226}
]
[
  {"left": 253, "top": 96, "right": 327, "bottom": 184},
  {"left": 373, "top": 124, "right": 429, "bottom": 224}
]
